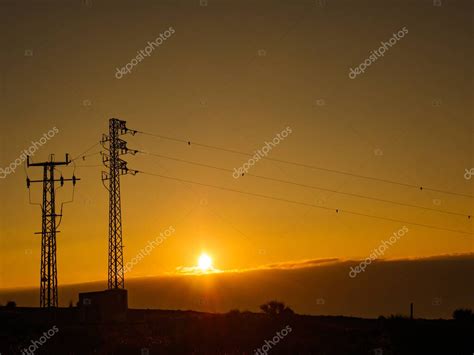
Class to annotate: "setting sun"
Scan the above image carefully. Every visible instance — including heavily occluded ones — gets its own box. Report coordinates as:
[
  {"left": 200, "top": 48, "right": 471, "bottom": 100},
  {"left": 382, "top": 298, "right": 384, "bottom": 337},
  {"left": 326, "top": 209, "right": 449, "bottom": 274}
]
[{"left": 198, "top": 253, "right": 213, "bottom": 272}]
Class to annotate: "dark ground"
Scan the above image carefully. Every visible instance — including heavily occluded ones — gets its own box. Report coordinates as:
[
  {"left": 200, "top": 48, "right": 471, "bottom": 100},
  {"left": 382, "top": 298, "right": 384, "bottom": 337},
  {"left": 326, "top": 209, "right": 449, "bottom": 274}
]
[{"left": 0, "top": 307, "right": 473, "bottom": 355}]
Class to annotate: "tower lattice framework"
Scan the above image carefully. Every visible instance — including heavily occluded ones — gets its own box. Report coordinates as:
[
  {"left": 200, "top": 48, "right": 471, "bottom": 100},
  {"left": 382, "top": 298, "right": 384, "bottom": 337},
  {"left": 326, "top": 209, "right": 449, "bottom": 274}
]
[
  {"left": 101, "top": 118, "right": 137, "bottom": 289},
  {"left": 26, "top": 154, "right": 79, "bottom": 307}
]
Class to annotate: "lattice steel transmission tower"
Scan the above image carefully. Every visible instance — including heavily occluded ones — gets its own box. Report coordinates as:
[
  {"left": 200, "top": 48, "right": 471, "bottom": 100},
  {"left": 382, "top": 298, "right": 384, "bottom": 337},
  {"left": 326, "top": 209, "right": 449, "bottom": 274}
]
[
  {"left": 101, "top": 118, "right": 137, "bottom": 289},
  {"left": 26, "top": 154, "right": 79, "bottom": 308}
]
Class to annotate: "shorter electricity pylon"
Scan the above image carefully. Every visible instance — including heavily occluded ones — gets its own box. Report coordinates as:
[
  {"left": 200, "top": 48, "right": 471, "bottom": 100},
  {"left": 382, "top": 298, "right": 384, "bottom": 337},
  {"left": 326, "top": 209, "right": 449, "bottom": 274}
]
[{"left": 26, "top": 154, "right": 79, "bottom": 308}]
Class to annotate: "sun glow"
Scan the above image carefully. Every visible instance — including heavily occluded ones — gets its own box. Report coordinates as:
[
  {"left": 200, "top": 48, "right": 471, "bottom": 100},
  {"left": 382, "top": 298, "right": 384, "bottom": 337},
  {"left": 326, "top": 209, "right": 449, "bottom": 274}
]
[{"left": 198, "top": 253, "right": 213, "bottom": 272}]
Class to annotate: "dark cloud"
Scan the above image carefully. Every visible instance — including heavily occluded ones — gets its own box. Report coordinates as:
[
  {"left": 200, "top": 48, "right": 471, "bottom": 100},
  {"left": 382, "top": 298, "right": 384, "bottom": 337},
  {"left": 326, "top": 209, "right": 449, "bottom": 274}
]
[{"left": 2, "top": 254, "right": 472, "bottom": 319}]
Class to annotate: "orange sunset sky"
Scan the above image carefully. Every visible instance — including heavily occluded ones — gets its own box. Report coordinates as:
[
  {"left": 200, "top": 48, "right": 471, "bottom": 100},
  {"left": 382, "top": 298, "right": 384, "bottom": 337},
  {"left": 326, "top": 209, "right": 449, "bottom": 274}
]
[{"left": 0, "top": 0, "right": 472, "bottom": 293}]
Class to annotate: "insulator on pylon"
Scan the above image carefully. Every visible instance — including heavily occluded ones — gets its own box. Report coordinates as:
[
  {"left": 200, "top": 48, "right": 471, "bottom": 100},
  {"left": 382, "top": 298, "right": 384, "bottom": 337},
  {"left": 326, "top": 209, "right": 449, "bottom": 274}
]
[
  {"left": 60, "top": 176, "right": 64, "bottom": 186},
  {"left": 26, "top": 177, "right": 30, "bottom": 188}
]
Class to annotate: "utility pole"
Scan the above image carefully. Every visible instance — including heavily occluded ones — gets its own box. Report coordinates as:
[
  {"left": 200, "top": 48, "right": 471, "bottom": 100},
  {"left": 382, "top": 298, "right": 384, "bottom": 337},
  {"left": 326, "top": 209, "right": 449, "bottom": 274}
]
[
  {"left": 101, "top": 118, "right": 137, "bottom": 289},
  {"left": 26, "top": 154, "right": 79, "bottom": 308}
]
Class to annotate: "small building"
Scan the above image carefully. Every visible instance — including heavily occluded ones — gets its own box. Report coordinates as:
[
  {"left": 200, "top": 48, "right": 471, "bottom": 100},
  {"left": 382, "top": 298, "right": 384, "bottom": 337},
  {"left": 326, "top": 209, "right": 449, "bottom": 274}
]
[{"left": 78, "top": 288, "right": 128, "bottom": 322}]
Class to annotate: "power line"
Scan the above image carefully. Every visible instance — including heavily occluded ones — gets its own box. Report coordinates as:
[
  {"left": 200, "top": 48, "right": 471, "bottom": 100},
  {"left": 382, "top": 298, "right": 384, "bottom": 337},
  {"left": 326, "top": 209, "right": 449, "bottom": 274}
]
[
  {"left": 78, "top": 151, "right": 101, "bottom": 161},
  {"left": 137, "top": 150, "right": 471, "bottom": 219},
  {"left": 71, "top": 142, "right": 100, "bottom": 161},
  {"left": 135, "top": 170, "right": 473, "bottom": 236},
  {"left": 67, "top": 164, "right": 102, "bottom": 168},
  {"left": 135, "top": 130, "right": 473, "bottom": 199}
]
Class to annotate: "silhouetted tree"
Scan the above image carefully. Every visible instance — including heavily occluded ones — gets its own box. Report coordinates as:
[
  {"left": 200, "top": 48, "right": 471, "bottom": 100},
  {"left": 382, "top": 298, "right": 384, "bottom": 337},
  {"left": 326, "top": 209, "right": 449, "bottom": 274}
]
[
  {"left": 260, "top": 301, "right": 294, "bottom": 316},
  {"left": 453, "top": 308, "right": 473, "bottom": 321}
]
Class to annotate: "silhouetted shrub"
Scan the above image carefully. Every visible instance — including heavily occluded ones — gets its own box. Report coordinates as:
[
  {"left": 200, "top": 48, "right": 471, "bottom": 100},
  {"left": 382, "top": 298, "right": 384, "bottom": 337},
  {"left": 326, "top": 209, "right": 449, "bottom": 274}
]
[
  {"left": 453, "top": 308, "right": 473, "bottom": 321},
  {"left": 226, "top": 309, "right": 241, "bottom": 317},
  {"left": 260, "top": 301, "right": 294, "bottom": 316}
]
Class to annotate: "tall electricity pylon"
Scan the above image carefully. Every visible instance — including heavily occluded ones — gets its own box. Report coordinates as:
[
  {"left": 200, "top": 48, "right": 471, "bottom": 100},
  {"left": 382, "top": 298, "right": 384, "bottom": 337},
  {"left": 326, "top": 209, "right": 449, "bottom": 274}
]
[
  {"left": 26, "top": 154, "right": 79, "bottom": 308},
  {"left": 101, "top": 118, "right": 137, "bottom": 289}
]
